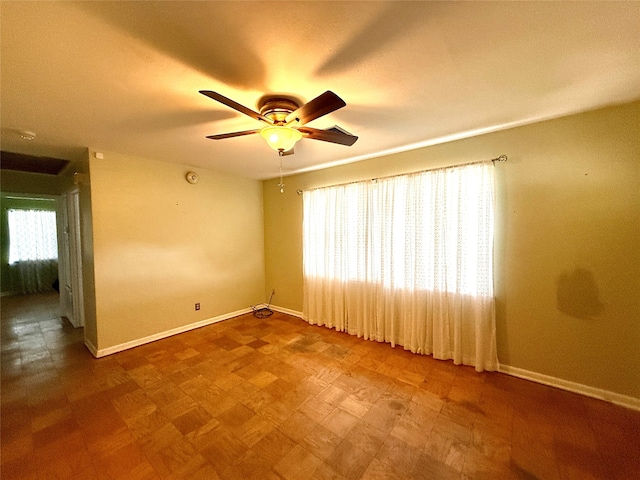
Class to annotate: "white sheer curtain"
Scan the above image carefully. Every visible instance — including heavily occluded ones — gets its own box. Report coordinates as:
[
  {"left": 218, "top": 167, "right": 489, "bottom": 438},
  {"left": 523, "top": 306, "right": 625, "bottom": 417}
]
[
  {"left": 302, "top": 161, "right": 498, "bottom": 371},
  {"left": 8, "top": 209, "right": 59, "bottom": 294}
]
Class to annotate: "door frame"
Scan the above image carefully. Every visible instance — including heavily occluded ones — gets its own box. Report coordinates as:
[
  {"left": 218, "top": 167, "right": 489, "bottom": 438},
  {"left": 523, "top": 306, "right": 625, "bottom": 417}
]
[{"left": 66, "top": 188, "right": 85, "bottom": 328}]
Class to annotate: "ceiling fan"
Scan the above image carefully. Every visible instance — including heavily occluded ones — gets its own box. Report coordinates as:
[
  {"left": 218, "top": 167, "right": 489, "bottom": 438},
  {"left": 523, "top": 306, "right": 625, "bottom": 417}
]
[{"left": 200, "top": 90, "right": 358, "bottom": 156}]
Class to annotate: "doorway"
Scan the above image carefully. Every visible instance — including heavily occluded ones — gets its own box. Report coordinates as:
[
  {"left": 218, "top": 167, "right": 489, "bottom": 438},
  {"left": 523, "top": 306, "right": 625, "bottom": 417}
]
[{"left": 59, "top": 188, "right": 85, "bottom": 328}]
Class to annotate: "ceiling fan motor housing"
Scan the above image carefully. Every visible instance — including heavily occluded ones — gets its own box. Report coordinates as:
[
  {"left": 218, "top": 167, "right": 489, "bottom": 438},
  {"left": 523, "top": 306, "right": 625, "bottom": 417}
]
[{"left": 259, "top": 98, "right": 301, "bottom": 124}]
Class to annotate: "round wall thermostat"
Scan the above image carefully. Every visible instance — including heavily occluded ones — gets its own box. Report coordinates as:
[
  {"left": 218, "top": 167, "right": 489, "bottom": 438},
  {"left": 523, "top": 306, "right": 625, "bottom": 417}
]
[{"left": 185, "top": 171, "right": 199, "bottom": 184}]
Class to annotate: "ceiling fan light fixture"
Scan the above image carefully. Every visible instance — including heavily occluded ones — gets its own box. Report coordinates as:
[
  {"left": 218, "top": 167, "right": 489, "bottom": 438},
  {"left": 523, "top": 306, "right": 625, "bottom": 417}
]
[{"left": 260, "top": 125, "right": 302, "bottom": 153}]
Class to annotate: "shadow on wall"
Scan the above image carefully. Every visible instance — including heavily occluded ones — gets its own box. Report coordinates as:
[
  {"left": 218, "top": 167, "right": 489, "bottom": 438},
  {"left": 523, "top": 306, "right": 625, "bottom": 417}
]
[{"left": 556, "top": 267, "right": 604, "bottom": 319}]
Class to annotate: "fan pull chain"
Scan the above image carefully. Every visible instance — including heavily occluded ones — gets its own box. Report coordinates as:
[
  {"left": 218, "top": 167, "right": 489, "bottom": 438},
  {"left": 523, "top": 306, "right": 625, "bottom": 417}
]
[{"left": 278, "top": 158, "right": 285, "bottom": 194}]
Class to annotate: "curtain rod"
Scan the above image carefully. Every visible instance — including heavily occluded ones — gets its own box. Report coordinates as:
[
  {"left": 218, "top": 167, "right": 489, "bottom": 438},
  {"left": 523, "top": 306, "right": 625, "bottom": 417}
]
[{"left": 295, "top": 154, "right": 507, "bottom": 195}]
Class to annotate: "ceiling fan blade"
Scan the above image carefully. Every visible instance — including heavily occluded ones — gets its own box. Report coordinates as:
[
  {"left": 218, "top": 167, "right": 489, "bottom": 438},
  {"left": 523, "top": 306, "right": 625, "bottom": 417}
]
[
  {"left": 285, "top": 91, "right": 346, "bottom": 125},
  {"left": 205, "top": 129, "right": 261, "bottom": 140},
  {"left": 298, "top": 126, "right": 358, "bottom": 146},
  {"left": 200, "top": 90, "right": 272, "bottom": 124}
]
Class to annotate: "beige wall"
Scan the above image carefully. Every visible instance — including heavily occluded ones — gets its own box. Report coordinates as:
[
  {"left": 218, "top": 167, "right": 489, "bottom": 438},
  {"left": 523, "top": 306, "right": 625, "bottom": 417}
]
[
  {"left": 88, "top": 151, "right": 265, "bottom": 351},
  {"left": 263, "top": 100, "right": 640, "bottom": 399}
]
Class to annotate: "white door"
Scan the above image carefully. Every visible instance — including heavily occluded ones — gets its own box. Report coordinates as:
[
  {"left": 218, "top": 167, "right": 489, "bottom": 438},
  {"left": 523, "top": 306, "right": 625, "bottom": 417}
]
[
  {"left": 64, "top": 189, "right": 84, "bottom": 328},
  {"left": 58, "top": 194, "right": 74, "bottom": 322},
  {"left": 69, "top": 189, "right": 84, "bottom": 327}
]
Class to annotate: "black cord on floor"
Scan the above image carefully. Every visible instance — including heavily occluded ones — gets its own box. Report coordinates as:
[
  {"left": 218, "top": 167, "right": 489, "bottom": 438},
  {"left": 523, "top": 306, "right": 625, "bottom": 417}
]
[{"left": 251, "top": 289, "right": 275, "bottom": 318}]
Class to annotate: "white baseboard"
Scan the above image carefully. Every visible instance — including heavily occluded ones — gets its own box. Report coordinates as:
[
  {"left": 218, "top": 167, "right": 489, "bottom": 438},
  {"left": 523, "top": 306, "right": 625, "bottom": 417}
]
[
  {"left": 499, "top": 364, "right": 640, "bottom": 412},
  {"left": 84, "top": 338, "right": 98, "bottom": 357},
  {"left": 270, "top": 305, "right": 303, "bottom": 318},
  {"left": 90, "top": 308, "right": 252, "bottom": 358}
]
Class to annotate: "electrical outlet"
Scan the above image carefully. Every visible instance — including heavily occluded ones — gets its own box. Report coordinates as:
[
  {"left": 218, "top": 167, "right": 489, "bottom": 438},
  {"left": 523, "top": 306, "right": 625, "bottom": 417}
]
[{"left": 195, "top": 303, "right": 200, "bottom": 311}]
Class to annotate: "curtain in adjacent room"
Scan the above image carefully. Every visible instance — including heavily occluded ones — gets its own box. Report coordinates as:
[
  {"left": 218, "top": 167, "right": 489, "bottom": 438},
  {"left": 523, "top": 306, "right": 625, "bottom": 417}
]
[
  {"left": 302, "top": 161, "right": 498, "bottom": 371},
  {"left": 8, "top": 209, "right": 59, "bottom": 294}
]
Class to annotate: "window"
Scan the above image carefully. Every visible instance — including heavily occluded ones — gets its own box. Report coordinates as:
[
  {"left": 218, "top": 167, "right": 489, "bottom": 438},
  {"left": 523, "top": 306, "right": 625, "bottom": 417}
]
[
  {"left": 8, "top": 209, "right": 59, "bottom": 264},
  {"left": 303, "top": 162, "right": 494, "bottom": 296},
  {"left": 302, "top": 161, "right": 498, "bottom": 371}
]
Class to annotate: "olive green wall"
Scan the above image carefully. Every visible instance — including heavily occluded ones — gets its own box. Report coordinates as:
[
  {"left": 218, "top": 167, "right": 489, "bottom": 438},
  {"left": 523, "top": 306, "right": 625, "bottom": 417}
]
[
  {"left": 87, "top": 151, "right": 265, "bottom": 352},
  {"left": 263, "top": 100, "right": 640, "bottom": 401},
  {"left": 0, "top": 169, "right": 63, "bottom": 197}
]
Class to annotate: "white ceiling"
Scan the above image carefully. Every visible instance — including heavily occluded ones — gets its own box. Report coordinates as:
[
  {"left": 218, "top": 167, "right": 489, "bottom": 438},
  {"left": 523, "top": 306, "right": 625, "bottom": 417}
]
[{"left": 2, "top": 1, "right": 639, "bottom": 180}]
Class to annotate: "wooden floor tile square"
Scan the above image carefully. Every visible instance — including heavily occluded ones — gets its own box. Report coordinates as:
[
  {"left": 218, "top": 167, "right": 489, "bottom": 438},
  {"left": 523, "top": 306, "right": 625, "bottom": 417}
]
[
  {"left": 277, "top": 409, "right": 319, "bottom": 442},
  {"left": 320, "top": 408, "right": 359, "bottom": 438},
  {"left": 144, "top": 436, "right": 202, "bottom": 477},
  {"left": 301, "top": 423, "right": 343, "bottom": 461},
  {"left": 216, "top": 402, "right": 255, "bottom": 428},
  {"left": 298, "top": 394, "right": 337, "bottom": 423},
  {"left": 91, "top": 440, "right": 149, "bottom": 479},
  {"left": 410, "top": 452, "right": 461, "bottom": 480},
  {"left": 360, "top": 458, "right": 405, "bottom": 480},
  {"left": 199, "top": 424, "right": 249, "bottom": 466},
  {"left": 310, "top": 462, "right": 349, "bottom": 480},
  {"left": 273, "top": 444, "right": 323, "bottom": 480},
  {"left": 251, "top": 428, "right": 297, "bottom": 465},
  {"left": 172, "top": 405, "right": 214, "bottom": 435},
  {"left": 236, "top": 413, "right": 274, "bottom": 447},
  {"left": 376, "top": 435, "right": 422, "bottom": 477},
  {"left": 326, "top": 438, "right": 374, "bottom": 479}
]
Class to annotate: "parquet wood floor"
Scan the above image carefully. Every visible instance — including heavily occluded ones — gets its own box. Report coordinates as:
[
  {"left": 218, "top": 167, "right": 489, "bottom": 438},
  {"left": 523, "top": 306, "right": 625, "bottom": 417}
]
[{"left": 1, "top": 292, "right": 639, "bottom": 479}]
